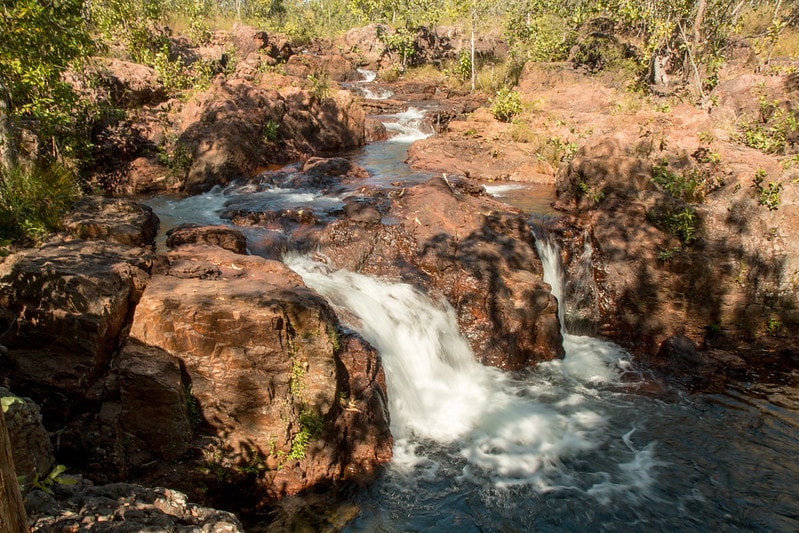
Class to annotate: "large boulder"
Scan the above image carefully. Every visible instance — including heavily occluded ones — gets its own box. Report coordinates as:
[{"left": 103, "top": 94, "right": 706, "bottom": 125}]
[
  {"left": 62, "top": 196, "right": 159, "bottom": 247},
  {"left": 0, "top": 239, "right": 157, "bottom": 421},
  {"left": 126, "top": 245, "right": 391, "bottom": 497},
  {"left": 0, "top": 388, "right": 55, "bottom": 481}
]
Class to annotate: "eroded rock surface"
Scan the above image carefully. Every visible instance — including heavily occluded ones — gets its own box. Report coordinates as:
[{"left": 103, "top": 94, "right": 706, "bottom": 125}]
[
  {"left": 0, "top": 238, "right": 157, "bottom": 421},
  {"left": 126, "top": 245, "right": 391, "bottom": 497},
  {"left": 26, "top": 481, "right": 244, "bottom": 532},
  {"left": 279, "top": 176, "right": 565, "bottom": 370}
]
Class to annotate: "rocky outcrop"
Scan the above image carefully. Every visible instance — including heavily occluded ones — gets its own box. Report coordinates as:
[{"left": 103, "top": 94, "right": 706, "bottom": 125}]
[
  {"left": 2, "top": 193, "right": 392, "bottom": 519},
  {"left": 0, "top": 238, "right": 157, "bottom": 421},
  {"left": 125, "top": 245, "right": 391, "bottom": 497},
  {"left": 285, "top": 53, "right": 359, "bottom": 82},
  {"left": 553, "top": 125, "right": 799, "bottom": 371},
  {"left": 301, "top": 176, "right": 564, "bottom": 370},
  {"left": 92, "top": 58, "right": 167, "bottom": 108},
  {"left": 0, "top": 388, "right": 54, "bottom": 481},
  {"left": 62, "top": 196, "right": 159, "bottom": 247},
  {"left": 89, "top": 51, "right": 368, "bottom": 196},
  {"left": 26, "top": 481, "right": 244, "bottom": 532}
]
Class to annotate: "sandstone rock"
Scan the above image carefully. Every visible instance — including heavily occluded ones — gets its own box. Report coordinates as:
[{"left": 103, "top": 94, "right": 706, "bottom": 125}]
[
  {"left": 114, "top": 340, "right": 193, "bottom": 461},
  {"left": 127, "top": 245, "right": 391, "bottom": 496},
  {"left": 62, "top": 196, "right": 159, "bottom": 247},
  {"left": 286, "top": 53, "right": 358, "bottom": 82},
  {"left": 166, "top": 224, "right": 248, "bottom": 254},
  {"left": 0, "top": 388, "right": 54, "bottom": 480},
  {"left": 0, "top": 240, "right": 156, "bottom": 421},
  {"left": 94, "top": 58, "right": 167, "bottom": 108},
  {"left": 26, "top": 480, "right": 244, "bottom": 532},
  {"left": 176, "top": 80, "right": 366, "bottom": 194},
  {"left": 314, "top": 176, "right": 564, "bottom": 370}
]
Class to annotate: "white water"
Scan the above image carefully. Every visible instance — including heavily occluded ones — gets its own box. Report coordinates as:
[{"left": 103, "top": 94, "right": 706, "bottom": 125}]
[
  {"left": 352, "top": 69, "right": 394, "bottom": 99},
  {"left": 383, "top": 107, "right": 433, "bottom": 143},
  {"left": 286, "top": 252, "right": 657, "bottom": 494},
  {"left": 357, "top": 68, "right": 377, "bottom": 83}
]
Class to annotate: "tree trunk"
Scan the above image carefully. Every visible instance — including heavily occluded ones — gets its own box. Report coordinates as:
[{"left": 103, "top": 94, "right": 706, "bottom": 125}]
[
  {"left": 692, "top": 0, "right": 708, "bottom": 47},
  {"left": 470, "top": 7, "right": 476, "bottom": 93},
  {"left": 0, "top": 74, "right": 18, "bottom": 174},
  {"left": 0, "top": 408, "right": 27, "bottom": 533}
]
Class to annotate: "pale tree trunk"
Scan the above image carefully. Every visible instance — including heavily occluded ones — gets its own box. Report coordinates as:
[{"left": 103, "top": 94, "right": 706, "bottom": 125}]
[
  {"left": 470, "top": 5, "right": 476, "bottom": 93},
  {"left": 0, "top": 408, "right": 27, "bottom": 533},
  {"left": 0, "top": 74, "right": 18, "bottom": 175}
]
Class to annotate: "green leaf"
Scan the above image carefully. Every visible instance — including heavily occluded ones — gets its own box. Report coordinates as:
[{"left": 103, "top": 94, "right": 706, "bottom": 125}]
[{"left": 1, "top": 395, "right": 22, "bottom": 413}]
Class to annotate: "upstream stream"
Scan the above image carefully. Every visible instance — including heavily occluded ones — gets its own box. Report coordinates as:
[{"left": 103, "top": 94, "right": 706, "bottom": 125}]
[{"left": 145, "top": 84, "right": 799, "bottom": 531}]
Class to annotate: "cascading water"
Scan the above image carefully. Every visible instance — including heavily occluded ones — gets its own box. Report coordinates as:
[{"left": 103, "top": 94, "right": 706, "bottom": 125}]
[
  {"left": 353, "top": 69, "right": 394, "bottom": 100},
  {"left": 286, "top": 253, "right": 661, "bottom": 528},
  {"left": 144, "top": 98, "right": 799, "bottom": 531}
]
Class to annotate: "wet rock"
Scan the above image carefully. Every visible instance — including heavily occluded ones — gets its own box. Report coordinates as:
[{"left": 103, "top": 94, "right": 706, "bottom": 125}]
[
  {"left": 343, "top": 198, "right": 382, "bottom": 225},
  {"left": 316, "top": 176, "right": 564, "bottom": 370},
  {"left": 166, "top": 224, "right": 248, "bottom": 254}
]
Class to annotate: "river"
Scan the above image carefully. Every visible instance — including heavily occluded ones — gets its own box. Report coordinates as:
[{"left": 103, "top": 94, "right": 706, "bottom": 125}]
[{"left": 145, "top": 91, "right": 799, "bottom": 532}]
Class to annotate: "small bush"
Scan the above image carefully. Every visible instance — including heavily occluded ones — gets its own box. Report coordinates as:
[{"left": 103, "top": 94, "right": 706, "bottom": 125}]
[
  {"left": 307, "top": 72, "right": 331, "bottom": 101},
  {"left": 652, "top": 161, "right": 721, "bottom": 203},
  {"left": 0, "top": 164, "right": 80, "bottom": 243},
  {"left": 752, "top": 169, "right": 782, "bottom": 210},
  {"left": 738, "top": 96, "right": 799, "bottom": 155},
  {"left": 491, "top": 86, "right": 522, "bottom": 122}
]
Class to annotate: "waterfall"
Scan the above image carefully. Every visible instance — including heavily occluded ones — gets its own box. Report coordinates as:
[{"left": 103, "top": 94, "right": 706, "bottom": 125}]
[
  {"left": 533, "top": 223, "right": 629, "bottom": 384},
  {"left": 383, "top": 107, "right": 434, "bottom": 142},
  {"left": 285, "top": 254, "right": 654, "bottom": 493}
]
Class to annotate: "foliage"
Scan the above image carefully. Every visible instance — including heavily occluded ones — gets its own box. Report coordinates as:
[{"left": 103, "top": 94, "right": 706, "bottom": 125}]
[
  {"left": 0, "top": 164, "right": 80, "bottom": 243},
  {"left": 263, "top": 120, "right": 280, "bottom": 142},
  {"left": 0, "top": 0, "right": 95, "bottom": 164},
  {"left": 664, "top": 206, "right": 698, "bottom": 244},
  {"left": 287, "top": 409, "right": 324, "bottom": 461},
  {"left": 157, "top": 137, "right": 193, "bottom": 176},
  {"left": 578, "top": 180, "right": 605, "bottom": 204},
  {"left": 1, "top": 395, "right": 22, "bottom": 413},
  {"left": 307, "top": 72, "right": 332, "bottom": 101},
  {"left": 752, "top": 169, "right": 782, "bottom": 211},
  {"left": 739, "top": 95, "right": 799, "bottom": 155},
  {"left": 455, "top": 50, "right": 473, "bottom": 82},
  {"left": 18, "top": 465, "right": 76, "bottom": 495},
  {"left": 491, "top": 87, "right": 522, "bottom": 122},
  {"left": 378, "top": 26, "right": 417, "bottom": 67},
  {"left": 652, "top": 161, "right": 721, "bottom": 203},
  {"left": 90, "top": 0, "right": 167, "bottom": 59}
]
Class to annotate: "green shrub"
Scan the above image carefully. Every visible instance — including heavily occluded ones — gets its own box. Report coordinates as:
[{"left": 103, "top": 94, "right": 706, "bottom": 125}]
[
  {"left": 664, "top": 207, "right": 698, "bottom": 243},
  {"left": 752, "top": 169, "right": 782, "bottom": 210},
  {"left": 0, "top": 164, "right": 80, "bottom": 243},
  {"left": 287, "top": 409, "right": 323, "bottom": 461},
  {"left": 307, "top": 72, "right": 331, "bottom": 101},
  {"left": 738, "top": 96, "right": 799, "bottom": 155},
  {"left": 652, "top": 161, "right": 720, "bottom": 203},
  {"left": 491, "top": 86, "right": 522, "bottom": 122}
]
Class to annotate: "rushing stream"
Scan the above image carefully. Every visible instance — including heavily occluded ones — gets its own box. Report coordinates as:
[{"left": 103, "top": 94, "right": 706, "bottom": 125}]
[{"left": 145, "top": 90, "right": 799, "bottom": 532}]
